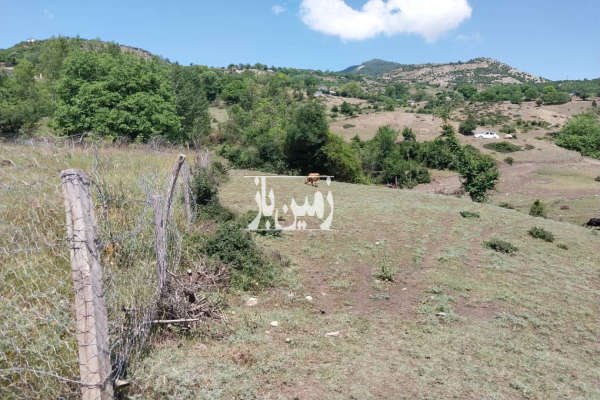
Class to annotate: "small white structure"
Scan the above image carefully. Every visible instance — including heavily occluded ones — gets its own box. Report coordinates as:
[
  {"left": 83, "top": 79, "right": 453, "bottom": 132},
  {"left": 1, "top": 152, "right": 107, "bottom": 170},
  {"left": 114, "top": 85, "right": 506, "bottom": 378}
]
[{"left": 474, "top": 131, "right": 499, "bottom": 139}]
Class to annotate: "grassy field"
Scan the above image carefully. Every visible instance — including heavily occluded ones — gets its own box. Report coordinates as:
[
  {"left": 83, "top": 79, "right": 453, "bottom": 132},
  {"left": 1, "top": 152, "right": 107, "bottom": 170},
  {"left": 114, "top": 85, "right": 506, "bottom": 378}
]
[
  {"left": 134, "top": 170, "right": 600, "bottom": 399},
  {"left": 1, "top": 143, "right": 599, "bottom": 399}
]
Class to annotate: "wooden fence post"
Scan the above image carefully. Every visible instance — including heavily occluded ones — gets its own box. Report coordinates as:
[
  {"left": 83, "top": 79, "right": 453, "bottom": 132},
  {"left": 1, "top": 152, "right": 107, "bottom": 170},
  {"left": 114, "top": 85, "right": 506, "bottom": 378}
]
[
  {"left": 181, "top": 162, "right": 193, "bottom": 228},
  {"left": 151, "top": 154, "right": 186, "bottom": 297},
  {"left": 61, "top": 169, "right": 113, "bottom": 400}
]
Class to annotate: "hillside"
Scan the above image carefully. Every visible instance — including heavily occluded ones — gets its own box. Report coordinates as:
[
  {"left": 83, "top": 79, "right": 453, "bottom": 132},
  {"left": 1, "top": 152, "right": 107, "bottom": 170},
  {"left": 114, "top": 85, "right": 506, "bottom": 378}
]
[
  {"left": 2, "top": 143, "right": 599, "bottom": 399},
  {"left": 0, "top": 37, "right": 154, "bottom": 67},
  {"left": 342, "top": 57, "right": 547, "bottom": 87},
  {"left": 340, "top": 58, "right": 403, "bottom": 76}
]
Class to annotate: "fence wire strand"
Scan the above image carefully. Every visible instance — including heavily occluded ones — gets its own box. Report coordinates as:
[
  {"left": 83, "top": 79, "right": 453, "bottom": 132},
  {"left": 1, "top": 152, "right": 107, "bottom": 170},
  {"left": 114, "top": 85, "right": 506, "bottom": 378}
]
[{"left": 1, "top": 142, "right": 189, "bottom": 399}]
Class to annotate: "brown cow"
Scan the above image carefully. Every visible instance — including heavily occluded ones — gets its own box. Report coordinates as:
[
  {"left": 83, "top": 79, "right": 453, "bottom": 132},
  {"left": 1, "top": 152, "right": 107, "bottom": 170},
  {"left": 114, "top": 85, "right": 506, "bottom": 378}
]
[{"left": 304, "top": 173, "right": 320, "bottom": 187}]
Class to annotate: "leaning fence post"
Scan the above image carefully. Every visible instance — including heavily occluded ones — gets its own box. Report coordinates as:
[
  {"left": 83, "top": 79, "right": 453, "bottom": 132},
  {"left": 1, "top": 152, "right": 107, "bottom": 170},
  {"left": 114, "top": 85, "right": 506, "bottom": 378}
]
[
  {"left": 151, "top": 154, "right": 186, "bottom": 297},
  {"left": 181, "top": 162, "right": 193, "bottom": 227},
  {"left": 60, "top": 169, "right": 113, "bottom": 400}
]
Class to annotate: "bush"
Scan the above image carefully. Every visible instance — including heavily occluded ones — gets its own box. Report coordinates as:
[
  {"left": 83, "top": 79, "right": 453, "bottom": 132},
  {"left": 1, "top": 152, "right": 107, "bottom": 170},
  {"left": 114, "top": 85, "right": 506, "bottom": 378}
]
[
  {"left": 528, "top": 226, "right": 554, "bottom": 242},
  {"left": 595, "top": 176, "right": 600, "bottom": 182},
  {"left": 320, "top": 133, "right": 365, "bottom": 183},
  {"left": 238, "top": 210, "right": 281, "bottom": 236},
  {"left": 483, "top": 141, "right": 522, "bottom": 153},
  {"left": 504, "top": 157, "right": 514, "bottom": 165},
  {"left": 191, "top": 168, "right": 219, "bottom": 205},
  {"left": 458, "top": 115, "right": 477, "bottom": 135},
  {"left": 460, "top": 211, "right": 480, "bottom": 218},
  {"left": 202, "top": 223, "right": 278, "bottom": 290},
  {"left": 458, "top": 145, "right": 499, "bottom": 202},
  {"left": 484, "top": 239, "right": 518, "bottom": 254},
  {"left": 529, "top": 199, "right": 547, "bottom": 218},
  {"left": 555, "top": 114, "right": 600, "bottom": 159}
]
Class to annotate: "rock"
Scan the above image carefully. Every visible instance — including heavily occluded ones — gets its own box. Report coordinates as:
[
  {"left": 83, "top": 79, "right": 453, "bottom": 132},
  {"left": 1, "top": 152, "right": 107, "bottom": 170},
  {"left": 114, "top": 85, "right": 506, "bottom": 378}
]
[
  {"left": 285, "top": 337, "right": 292, "bottom": 343},
  {"left": 270, "top": 321, "right": 279, "bottom": 327},
  {"left": 305, "top": 295, "right": 313, "bottom": 302},
  {"left": 246, "top": 297, "right": 258, "bottom": 307},
  {"left": 325, "top": 331, "right": 340, "bottom": 337},
  {"left": 436, "top": 312, "right": 447, "bottom": 317}
]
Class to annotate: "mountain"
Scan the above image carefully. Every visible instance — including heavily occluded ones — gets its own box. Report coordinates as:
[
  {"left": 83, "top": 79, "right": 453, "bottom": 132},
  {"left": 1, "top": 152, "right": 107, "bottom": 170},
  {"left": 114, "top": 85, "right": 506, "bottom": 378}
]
[
  {"left": 340, "top": 59, "right": 403, "bottom": 76},
  {"left": 341, "top": 57, "right": 548, "bottom": 87}
]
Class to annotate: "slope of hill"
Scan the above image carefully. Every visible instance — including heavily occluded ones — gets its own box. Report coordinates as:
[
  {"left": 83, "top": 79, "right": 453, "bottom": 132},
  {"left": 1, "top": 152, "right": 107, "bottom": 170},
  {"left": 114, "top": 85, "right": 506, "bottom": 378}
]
[
  {"left": 0, "top": 37, "right": 154, "bottom": 67},
  {"left": 340, "top": 58, "right": 403, "bottom": 76},
  {"left": 133, "top": 166, "right": 600, "bottom": 399},
  {"left": 342, "top": 57, "right": 547, "bottom": 87}
]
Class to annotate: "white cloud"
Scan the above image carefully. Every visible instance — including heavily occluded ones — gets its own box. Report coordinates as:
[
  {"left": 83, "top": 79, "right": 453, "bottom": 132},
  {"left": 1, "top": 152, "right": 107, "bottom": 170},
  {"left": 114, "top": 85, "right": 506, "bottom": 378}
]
[
  {"left": 272, "top": 5, "right": 286, "bottom": 15},
  {"left": 43, "top": 9, "right": 55, "bottom": 20},
  {"left": 300, "top": 0, "right": 472, "bottom": 41}
]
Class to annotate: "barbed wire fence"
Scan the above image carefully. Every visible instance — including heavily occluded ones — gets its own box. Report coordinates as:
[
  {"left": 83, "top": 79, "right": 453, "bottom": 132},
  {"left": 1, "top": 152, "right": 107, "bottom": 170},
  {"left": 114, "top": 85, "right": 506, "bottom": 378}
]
[{"left": 0, "top": 142, "right": 203, "bottom": 399}]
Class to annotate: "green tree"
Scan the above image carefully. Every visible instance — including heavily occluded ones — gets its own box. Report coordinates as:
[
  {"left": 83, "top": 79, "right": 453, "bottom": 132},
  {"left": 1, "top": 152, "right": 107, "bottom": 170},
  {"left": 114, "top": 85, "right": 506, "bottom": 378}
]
[
  {"left": 171, "top": 65, "right": 212, "bottom": 145},
  {"left": 340, "top": 81, "right": 362, "bottom": 98},
  {"left": 284, "top": 102, "right": 328, "bottom": 173},
  {"left": 320, "top": 133, "right": 364, "bottom": 183},
  {"left": 54, "top": 50, "right": 181, "bottom": 142},
  {"left": 459, "top": 114, "right": 477, "bottom": 135},
  {"left": 340, "top": 101, "right": 354, "bottom": 116},
  {"left": 458, "top": 85, "right": 477, "bottom": 100},
  {"left": 555, "top": 114, "right": 600, "bottom": 158},
  {"left": 458, "top": 145, "right": 499, "bottom": 202}
]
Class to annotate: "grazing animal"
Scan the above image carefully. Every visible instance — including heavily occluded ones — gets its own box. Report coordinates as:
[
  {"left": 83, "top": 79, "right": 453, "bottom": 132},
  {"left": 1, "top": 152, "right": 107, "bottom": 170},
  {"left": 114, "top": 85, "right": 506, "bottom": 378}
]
[
  {"left": 586, "top": 218, "right": 600, "bottom": 227},
  {"left": 304, "top": 173, "right": 320, "bottom": 187}
]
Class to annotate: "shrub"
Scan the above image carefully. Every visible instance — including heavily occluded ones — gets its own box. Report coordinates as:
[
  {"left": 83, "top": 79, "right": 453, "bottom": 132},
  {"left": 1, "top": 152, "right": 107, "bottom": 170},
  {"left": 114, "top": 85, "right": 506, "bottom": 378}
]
[
  {"left": 458, "top": 115, "right": 477, "bottom": 135},
  {"left": 524, "top": 144, "right": 535, "bottom": 150},
  {"left": 500, "top": 124, "right": 516, "bottom": 134},
  {"left": 460, "top": 211, "right": 480, "bottom": 218},
  {"left": 483, "top": 141, "right": 522, "bottom": 153},
  {"left": 238, "top": 210, "right": 281, "bottom": 236},
  {"left": 320, "top": 133, "right": 365, "bottom": 183},
  {"left": 342, "top": 124, "right": 355, "bottom": 129},
  {"left": 373, "top": 244, "right": 394, "bottom": 282},
  {"left": 202, "top": 223, "right": 278, "bottom": 290},
  {"left": 458, "top": 145, "right": 499, "bottom": 202},
  {"left": 529, "top": 199, "right": 547, "bottom": 218},
  {"left": 595, "top": 176, "right": 600, "bottom": 182},
  {"left": 555, "top": 114, "right": 600, "bottom": 159},
  {"left": 504, "top": 157, "right": 514, "bottom": 165},
  {"left": 528, "top": 226, "right": 555, "bottom": 242},
  {"left": 484, "top": 239, "right": 518, "bottom": 254},
  {"left": 191, "top": 168, "right": 219, "bottom": 205}
]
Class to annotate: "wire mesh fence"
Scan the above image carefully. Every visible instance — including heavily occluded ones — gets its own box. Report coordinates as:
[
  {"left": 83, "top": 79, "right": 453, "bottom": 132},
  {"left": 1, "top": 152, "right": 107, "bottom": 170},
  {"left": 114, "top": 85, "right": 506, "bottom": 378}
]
[{"left": 0, "top": 141, "right": 190, "bottom": 398}]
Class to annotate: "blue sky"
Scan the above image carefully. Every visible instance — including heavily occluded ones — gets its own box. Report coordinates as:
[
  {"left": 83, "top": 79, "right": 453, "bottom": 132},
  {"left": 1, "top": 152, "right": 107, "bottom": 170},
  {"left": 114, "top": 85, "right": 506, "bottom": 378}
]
[{"left": 1, "top": 0, "right": 598, "bottom": 80}]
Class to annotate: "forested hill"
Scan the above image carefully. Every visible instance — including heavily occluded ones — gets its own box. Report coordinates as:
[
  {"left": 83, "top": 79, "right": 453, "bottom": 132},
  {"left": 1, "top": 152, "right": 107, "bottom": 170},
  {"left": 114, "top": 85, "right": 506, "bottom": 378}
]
[
  {"left": 0, "top": 37, "right": 155, "bottom": 66},
  {"left": 341, "top": 57, "right": 548, "bottom": 87}
]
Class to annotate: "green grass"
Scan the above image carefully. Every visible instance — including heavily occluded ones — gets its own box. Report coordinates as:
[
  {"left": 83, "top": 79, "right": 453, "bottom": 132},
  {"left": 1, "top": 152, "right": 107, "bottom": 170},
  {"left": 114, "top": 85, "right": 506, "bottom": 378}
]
[
  {"left": 483, "top": 141, "right": 522, "bottom": 153},
  {"left": 3, "top": 143, "right": 600, "bottom": 399}
]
